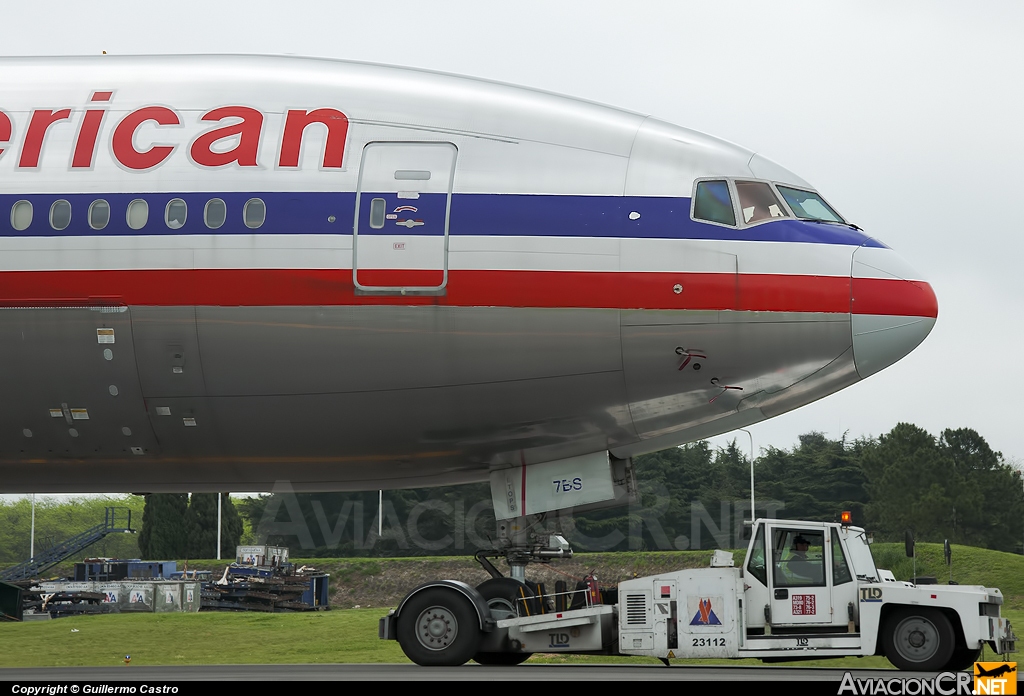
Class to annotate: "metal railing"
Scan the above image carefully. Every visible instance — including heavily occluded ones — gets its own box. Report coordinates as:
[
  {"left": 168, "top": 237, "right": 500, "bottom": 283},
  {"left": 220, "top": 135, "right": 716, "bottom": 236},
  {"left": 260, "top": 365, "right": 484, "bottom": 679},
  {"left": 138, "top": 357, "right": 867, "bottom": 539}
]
[
  {"left": 513, "top": 585, "right": 598, "bottom": 617},
  {"left": 0, "top": 507, "right": 135, "bottom": 582}
]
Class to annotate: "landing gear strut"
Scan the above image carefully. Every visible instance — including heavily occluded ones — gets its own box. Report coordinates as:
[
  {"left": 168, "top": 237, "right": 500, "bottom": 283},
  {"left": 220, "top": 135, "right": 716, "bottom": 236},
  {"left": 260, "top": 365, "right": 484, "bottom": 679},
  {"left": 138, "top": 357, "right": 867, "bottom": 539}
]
[{"left": 489, "top": 513, "right": 574, "bottom": 582}]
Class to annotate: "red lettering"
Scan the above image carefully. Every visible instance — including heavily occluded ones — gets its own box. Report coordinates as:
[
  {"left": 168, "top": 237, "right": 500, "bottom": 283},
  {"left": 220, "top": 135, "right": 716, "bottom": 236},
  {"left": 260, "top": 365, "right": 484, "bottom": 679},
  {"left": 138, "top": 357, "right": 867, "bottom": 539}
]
[
  {"left": 0, "top": 110, "right": 10, "bottom": 159},
  {"left": 73, "top": 92, "right": 113, "bottom": 169},
  {"left": 112, "top": 106, "right": 181, "bottom": 170},
  {"left": 19, "top": 109, "right": 72, "bottom": 168},
  {"left": 278, "top": 108, "right": 348, "bottom": 169},
  {"left": 190, "top": 106, "right": 263, "bottom": 168},
  {"left": 72, "top": 110, "right": 106, "bottom": 168}
]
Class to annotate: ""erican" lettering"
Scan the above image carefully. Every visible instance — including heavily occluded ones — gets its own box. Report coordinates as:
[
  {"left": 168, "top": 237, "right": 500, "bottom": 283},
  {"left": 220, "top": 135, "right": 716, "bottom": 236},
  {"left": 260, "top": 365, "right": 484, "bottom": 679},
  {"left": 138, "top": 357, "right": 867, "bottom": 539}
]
[{"left": 0, "top": 91, "right": 349, "bottom": 172}]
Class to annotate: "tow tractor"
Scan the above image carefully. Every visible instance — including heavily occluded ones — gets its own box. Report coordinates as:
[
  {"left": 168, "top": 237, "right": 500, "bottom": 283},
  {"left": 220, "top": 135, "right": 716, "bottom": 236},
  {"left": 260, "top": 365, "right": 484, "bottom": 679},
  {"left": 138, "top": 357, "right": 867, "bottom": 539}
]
[{"left": 381, "top": 510, "right": 1016, "bottom": 670}]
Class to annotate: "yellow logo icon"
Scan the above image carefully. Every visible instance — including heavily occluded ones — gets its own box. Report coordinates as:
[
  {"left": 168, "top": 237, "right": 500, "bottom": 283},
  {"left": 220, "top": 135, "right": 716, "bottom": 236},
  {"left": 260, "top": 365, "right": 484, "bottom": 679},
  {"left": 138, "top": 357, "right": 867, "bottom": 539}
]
[{"left": 975, "top": 662, "right": 1017, "bottom": 695}]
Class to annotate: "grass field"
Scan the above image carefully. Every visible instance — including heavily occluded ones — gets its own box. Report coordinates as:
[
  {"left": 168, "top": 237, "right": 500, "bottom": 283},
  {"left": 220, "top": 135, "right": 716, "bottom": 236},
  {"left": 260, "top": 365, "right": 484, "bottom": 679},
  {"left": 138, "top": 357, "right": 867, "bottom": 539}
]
[
  {"left": 2, "top": 607, "right": 1019, "bottom": 669},
  {"left": 1, "top": 542, "right": 1020, "bottom": 668}
]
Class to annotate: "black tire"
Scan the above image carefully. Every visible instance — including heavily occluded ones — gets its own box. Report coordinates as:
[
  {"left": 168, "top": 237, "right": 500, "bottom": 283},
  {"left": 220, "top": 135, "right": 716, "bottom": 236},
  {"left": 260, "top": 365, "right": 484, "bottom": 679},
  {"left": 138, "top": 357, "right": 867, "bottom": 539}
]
[
  {"left": 882, "top": 608, "right": 955, "bottom": 671},
  {"left": 396, "top": 587, "right": 481, "bottom": 666},
  {"left": 946, "top": 647, "right": 982, "bottom": 672},
  {"left": 476, "top": 577, "right": 539, "bottom": 619},
  {"left": 472, "top": 578, "right": 534, "bottom": 666}
]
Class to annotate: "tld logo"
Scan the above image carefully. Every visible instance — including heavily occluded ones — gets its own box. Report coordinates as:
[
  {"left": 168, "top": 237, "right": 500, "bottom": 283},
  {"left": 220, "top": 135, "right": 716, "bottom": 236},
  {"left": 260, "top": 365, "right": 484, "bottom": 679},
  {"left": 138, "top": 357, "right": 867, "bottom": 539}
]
[
  {"left": 548, "top": 633, "right": 570, "bottom": 648},
  {"left": 859, "top": 587, "right": 882, "bottom": 602}
]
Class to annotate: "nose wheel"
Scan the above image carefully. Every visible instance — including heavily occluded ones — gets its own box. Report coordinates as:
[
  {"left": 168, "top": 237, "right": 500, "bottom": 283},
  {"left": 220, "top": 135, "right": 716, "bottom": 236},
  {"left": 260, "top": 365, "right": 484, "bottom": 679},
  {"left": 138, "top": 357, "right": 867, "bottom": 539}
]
[{"left": 472, "top": 578, "right": 534, "bottom": 666}]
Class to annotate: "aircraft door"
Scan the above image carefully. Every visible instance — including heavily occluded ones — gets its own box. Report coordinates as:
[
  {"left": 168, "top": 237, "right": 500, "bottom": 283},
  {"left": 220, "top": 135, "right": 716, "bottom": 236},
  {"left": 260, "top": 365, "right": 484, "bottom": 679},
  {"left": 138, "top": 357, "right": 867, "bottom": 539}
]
[
  {"left": 766, "top": 524, "right": 833, "bottom": 626},
  {"left": 353, "top": 142, "right": 456, "bottom": 294}
]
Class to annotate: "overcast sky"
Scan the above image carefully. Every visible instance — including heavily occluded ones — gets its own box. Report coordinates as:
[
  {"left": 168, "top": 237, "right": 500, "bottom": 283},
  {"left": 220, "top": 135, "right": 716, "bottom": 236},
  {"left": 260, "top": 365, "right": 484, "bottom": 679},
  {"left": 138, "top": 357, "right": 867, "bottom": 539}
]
[{"left": 3, "top": 0, "right": 1022, "bottom": 501}]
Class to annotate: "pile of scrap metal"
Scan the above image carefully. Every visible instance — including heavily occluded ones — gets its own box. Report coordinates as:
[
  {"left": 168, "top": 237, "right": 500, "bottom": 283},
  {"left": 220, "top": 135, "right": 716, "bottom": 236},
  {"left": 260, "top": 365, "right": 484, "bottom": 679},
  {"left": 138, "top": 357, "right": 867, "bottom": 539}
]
[
  {"left": 200, "top": 546, "right": 329, "bottom": 613},
  {"left": 2, "top": 578, "right": 111, "bottom": 620},
  {"left": 24, "top": 586, "right": 114, "bottom": 618}
]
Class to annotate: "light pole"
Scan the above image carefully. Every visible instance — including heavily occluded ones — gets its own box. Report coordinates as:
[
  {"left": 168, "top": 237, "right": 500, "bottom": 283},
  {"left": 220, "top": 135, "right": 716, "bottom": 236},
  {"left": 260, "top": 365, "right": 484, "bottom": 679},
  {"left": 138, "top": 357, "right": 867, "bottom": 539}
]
[
  {"left": 738, "top": 429, "right": 755, "bottom": 525},
  {"left": 30, "top": 493, "right": 36, "bottom": 560},
  {"left": 217, "top": 493, "right": 222, "bottom": 561}
]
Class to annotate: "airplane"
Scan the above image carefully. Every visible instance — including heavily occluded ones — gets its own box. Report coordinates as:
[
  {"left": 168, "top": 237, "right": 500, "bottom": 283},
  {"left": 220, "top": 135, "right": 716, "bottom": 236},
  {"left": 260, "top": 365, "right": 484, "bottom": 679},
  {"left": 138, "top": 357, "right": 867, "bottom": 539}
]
[
  {"left": 975, "top": 664, "right": 1017, "bottom": 678},
  {"left": 0, "top": 55, "right": 936, "bottom": 533}
]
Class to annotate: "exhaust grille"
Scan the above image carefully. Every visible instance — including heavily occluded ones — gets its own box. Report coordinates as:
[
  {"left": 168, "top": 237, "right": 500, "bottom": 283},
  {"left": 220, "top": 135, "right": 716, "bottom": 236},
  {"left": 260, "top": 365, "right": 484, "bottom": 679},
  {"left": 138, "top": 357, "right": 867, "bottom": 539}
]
[{"left": 625, "top": 592, "right": 650, "bottom": 626}]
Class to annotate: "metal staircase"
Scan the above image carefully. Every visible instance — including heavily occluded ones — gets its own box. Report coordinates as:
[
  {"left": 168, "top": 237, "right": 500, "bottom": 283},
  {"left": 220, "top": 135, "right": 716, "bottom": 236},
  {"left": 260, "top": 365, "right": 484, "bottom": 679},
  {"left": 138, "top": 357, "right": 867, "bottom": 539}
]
[{"left": 0, "top": 507, "right": 135, "bottom": 582}]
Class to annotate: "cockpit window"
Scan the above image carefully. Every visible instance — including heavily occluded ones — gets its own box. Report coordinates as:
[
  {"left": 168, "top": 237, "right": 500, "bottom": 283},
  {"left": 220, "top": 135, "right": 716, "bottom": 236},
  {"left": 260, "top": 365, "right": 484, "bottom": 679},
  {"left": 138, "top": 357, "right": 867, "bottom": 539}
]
[
  {"left": 735, "top": 181, "right": 789, "bottom": 225},
  {"left": 772, "top": 528, "right": 826, "bottom": 587},
  {"left": 777, "top": 185, "right": 845, "bottom": 223},
  {"left": 746, "top": 523, "right": 767, "bottom": 585},
  {"left": 693, "top": 180, "right": 736, "bottom": 226}
]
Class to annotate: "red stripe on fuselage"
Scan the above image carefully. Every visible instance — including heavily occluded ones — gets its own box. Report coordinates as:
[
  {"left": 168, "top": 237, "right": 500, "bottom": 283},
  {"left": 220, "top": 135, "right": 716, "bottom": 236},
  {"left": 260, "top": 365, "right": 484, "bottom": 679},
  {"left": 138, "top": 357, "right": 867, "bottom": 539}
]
[
  {"left": 0, "top": 269, "right": 934, "bottom": 317},
  {"left": 852, "top": 276, "right": 938, "bottom": 319}
]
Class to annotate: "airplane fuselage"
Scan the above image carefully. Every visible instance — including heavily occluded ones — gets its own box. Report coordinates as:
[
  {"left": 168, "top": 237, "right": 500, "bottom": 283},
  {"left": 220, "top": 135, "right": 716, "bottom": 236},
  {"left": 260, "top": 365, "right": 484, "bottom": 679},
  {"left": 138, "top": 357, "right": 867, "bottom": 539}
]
[{"left": 0, "top": 55, "right": 937, "bottom": 493}]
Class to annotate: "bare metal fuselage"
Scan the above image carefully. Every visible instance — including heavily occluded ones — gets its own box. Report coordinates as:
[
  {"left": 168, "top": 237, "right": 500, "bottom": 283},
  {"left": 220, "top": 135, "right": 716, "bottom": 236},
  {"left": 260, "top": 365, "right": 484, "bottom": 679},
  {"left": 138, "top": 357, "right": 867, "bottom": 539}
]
[{"left": 0, "top": 56, "right": 936, "bottom": 492}]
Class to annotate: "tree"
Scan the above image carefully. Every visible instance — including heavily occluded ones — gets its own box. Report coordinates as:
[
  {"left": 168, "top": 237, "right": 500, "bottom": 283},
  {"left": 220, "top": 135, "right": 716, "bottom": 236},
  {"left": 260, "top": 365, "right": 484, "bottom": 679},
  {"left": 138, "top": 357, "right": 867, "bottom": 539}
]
[
  {"left": 183, "top": 494, "right": 218, "bottom": 559},
  {"left": 939, "top": 428, "right": 1023, "bottom": 552},
  {"left": 183, "top": 494, "right": 245, "bottom": 559},
  {"left": 138, "top": 494, "right": 188, "bottom": 559},
  {"left": 862, "top": 423, "right": 953, "bottom": 540},
  {"left": 756, "top": 431, "right": 870, "bottom": 523},
  {"left": 218, "top": 495, "right": 245, "bottom": 559},
  {"left": 861, "top": 424, "right": 1024, "bottom": 552}
]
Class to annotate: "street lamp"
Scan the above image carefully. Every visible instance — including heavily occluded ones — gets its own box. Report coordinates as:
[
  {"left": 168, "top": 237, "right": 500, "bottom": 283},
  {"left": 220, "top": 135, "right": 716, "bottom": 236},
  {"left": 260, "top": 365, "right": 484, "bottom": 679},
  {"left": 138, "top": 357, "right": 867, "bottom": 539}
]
[
  {"left": 217, "top": 493, "right": 222, "bottom": 561},
  {"left": 738, "top": 429, "right": 755, "bottom": 525},
  {"left": 30, "top": 493, "right": 36, "bottom": 560}
]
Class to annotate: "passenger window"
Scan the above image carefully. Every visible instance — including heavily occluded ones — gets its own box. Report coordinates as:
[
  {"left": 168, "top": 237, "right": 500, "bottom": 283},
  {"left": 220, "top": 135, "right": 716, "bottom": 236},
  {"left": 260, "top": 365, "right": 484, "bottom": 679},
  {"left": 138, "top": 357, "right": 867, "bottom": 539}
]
[
  {"left": 735, "top": 181, "right": 789, "bottom": 225},
  {"left": 11, "top": 200, "right": 33, "bottom": 231},
  {"left": 89, "top": 200, "right": 110, "bottom": 230},
  {"left": 772, "top": 528, "right": 825, "bottom": 587},
  {"left": 832, "top": 538, "right": 853, "bottom": 585},
  {"left": 746, "top": 524, "right": 767, "bottom": 585},
  {"left": 693, "top": 180, "right": 736, "bottom": 226},
  {"left": 165, "top": 199, "right": 187, "bottom": 229},
  {"left": 127, "top": 199, "right": 149, "bottom": 230},
  {"left": 205, "top": 199, "right": 226, "bottom": 229},
  {"left": 243, "top": 198, "right": 265, "bottom": 229},
  {"left": 369, "top": 198, "right": 386, "bottom": 229},
  {"left": 50, "top": 200, "right": 72, "bottom": 231}
]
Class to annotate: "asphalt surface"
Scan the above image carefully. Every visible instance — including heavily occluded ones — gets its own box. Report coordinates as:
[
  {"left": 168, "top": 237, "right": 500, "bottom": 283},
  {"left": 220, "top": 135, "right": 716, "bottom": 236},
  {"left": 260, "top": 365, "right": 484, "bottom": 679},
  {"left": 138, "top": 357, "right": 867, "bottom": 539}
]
[{"left": 0, "top": 664, "right": 970, "bottom": 681}]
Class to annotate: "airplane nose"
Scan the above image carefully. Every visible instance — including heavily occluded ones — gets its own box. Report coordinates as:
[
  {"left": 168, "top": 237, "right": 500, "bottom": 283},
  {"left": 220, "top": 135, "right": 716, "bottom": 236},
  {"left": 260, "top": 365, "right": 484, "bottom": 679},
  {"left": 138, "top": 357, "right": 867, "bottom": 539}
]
[{"left": 850, "top": 244, "right": 938, "bottom": 379}]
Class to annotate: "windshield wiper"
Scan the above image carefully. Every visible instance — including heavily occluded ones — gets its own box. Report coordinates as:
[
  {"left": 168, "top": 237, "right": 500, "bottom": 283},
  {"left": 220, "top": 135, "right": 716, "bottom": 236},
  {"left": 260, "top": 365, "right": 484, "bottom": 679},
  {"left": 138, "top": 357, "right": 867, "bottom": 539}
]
[{"left": 799, "top": 218, "right": 862, "bottom": 231}]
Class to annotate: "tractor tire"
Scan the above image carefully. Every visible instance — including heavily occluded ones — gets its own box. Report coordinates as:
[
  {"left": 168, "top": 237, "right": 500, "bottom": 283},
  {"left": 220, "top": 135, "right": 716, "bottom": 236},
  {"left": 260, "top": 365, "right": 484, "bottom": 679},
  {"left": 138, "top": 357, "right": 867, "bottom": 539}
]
[
  {"left": 882, "top": 607, "right": 955, "bottom": 671},
  {"left": 396, "top": 587, "right": 481, "bottom": 666}
]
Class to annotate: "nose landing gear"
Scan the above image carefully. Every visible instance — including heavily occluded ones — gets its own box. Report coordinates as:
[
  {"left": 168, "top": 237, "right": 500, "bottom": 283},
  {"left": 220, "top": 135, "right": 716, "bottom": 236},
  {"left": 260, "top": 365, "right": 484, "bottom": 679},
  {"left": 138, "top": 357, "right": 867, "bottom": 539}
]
[{"left": 387, "top": 452, "right": 637, "bottom": 666}]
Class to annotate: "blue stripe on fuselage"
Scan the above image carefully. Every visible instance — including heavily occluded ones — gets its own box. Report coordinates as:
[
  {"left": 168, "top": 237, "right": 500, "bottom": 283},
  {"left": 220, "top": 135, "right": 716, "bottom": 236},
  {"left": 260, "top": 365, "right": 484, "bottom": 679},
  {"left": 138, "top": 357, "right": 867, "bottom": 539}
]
[{"left": 0, "top": 192, "right": 884, "bottom": 247}]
